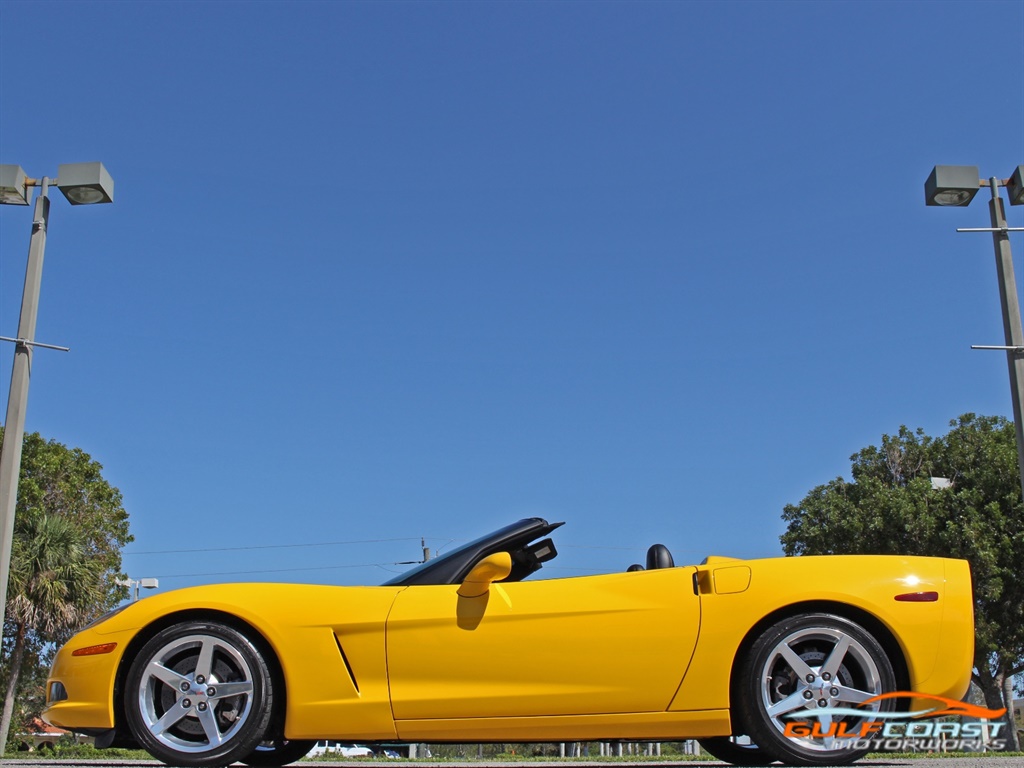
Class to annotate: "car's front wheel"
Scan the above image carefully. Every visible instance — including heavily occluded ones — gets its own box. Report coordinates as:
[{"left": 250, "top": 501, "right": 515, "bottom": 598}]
[
  {"left": 737, "top": 612, "right": 896, "bottom": 766},
  {"left": 124, "top": 621, "right": 275, "bottom": 766}
]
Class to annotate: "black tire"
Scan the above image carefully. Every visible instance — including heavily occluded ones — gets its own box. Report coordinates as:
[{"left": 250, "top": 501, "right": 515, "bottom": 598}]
[
  {"left": 242, "top": 738, "right": 316, "bottom": 766},
  {"left": 698, "top": 736, "right": 776, "bottom": 765},
  {"left": 124, "top": 621, "right": 275, "bottom": 766},
  {"left": 737, "top": 613, "right": 896, "bottom": 766}
]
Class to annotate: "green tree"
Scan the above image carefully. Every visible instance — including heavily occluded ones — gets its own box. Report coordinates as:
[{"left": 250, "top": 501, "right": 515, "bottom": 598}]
[
  {"left": 0, "top": 629, "right": 48, "bottom": 748},
  {"left": 0, "top": 429, "right": 132, "bottom": 750},
  {"left": 1, "top": 515, "right": 101, "bottom": 749},
  {"left": 781, "top": 414, "right": 1024, "bottom": 751}
]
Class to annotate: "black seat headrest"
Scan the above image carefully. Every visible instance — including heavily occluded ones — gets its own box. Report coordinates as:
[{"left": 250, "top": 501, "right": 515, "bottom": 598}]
[{"left": 646, "top": 544, "right": 675, "bottom": 570}]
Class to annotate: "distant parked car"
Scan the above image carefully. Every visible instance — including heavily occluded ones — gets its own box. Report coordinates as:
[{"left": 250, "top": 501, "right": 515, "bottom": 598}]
[
  {"left": 305, "top": 741, "right": 332, "bottom": 758},
  {"left": 337, "top": 746, "right": 373, "bottom": 758},
  {"left": 306, "top": 742, "right": 372, "bottom": 758}
]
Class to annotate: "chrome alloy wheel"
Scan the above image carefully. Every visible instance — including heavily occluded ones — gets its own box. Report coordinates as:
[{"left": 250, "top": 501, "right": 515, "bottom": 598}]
[
  {"left": 738, "top": 613, "right": 897, "bottom": 766},
  {"left": 125, "top": 621, "right": 274, "bottom": 765},
  {"left": 136, "top": 633, "right": 256, "bottom": 752},
  {"left": 758, "top": 625, "right": 884, "bottom": 752}
]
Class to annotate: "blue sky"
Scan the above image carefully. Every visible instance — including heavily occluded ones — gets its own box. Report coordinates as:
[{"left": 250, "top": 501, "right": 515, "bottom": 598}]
[{"left": 2, "top": 0, "right": 1022, "bottom": 591}]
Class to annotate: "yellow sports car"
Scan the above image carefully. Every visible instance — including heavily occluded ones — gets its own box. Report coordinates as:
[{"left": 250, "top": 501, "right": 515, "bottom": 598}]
[{"left": 43, "top": 518, "right": 973, "bottom": 767}]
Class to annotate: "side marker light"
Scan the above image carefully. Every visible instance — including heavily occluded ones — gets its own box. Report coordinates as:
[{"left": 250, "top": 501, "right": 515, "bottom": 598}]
[
  {"left": 71, "top": 642, "right": 118, "bottom": 656},
  {"left": 894, "top": 591, "right": 939, "bottom": 602}
]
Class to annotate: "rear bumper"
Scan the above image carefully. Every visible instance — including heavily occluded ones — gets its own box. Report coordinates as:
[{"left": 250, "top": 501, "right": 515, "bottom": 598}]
[{"left": 908, "top": 558, "right": 974, "bottom": 705}]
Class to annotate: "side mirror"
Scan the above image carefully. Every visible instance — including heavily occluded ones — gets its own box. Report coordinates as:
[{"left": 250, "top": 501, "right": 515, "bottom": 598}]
[{"left": 457, "top": 552, "right": 512, "bottom": 598}]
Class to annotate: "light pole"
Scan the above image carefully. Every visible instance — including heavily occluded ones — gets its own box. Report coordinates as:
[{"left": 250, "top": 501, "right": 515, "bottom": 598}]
[
  {"left": 925, "top": 165, "right": 1024, "bottom": 472},
  {"left": 926, "top": 164, "right": 1024, "bottom": 754},
  {"left": 0, "top": 162, "right": 114, "bottom": 646},
  {"left": 115, "top": 576, "right": 159, "bottom": 602}
]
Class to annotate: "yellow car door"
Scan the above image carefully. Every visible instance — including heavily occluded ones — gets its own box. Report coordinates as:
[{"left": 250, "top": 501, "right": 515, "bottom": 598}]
[{"left": 386, "top": 566, "right": 701, "bottom": 721}]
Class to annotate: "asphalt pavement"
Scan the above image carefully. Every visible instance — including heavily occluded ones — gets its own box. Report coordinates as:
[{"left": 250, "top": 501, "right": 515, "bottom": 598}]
[{"left": 3, "top": 759, "right": 1024, "bottom": 768}]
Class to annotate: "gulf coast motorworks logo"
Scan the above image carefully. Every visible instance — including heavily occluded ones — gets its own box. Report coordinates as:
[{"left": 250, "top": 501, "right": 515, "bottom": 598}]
[{"left": 783, "top": 693, "right": 1009, "bottom": 752}]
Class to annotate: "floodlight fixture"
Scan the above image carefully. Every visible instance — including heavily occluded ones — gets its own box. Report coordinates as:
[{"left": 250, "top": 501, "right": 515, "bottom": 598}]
[
  {"left": 1009, "top": 165, "right": 1024, "bottom": 206},
  {"left": 57, "top": 161, "right": 114, "bottom": 205},
  {"left": 115, "top": 576, "right": 159, "bottom": 600},
  {"left": 0, "top": 165, "right": 30, "bottom": 206},
  {"left": 924, "top": 165, "right": 981, "bottom": 207}
]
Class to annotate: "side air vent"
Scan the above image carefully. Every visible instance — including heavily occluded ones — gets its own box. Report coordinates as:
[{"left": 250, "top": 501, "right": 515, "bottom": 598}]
[{"left": 333, "top": 633, "right": 360, "bottom": 693}]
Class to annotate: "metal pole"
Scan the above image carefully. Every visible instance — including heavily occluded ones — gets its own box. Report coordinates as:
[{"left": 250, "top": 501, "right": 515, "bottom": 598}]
[
  {"left": 987, "top": 178, "right": 1024, "bottom": 501},
  {"left": 0, "top": 179, "right": 50, "bottom": 645}
]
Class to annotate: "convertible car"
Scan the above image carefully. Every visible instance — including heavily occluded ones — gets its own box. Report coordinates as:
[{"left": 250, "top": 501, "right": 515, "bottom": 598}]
[{"left": 43, "top": 518, "right": 973, "bottom": 767}]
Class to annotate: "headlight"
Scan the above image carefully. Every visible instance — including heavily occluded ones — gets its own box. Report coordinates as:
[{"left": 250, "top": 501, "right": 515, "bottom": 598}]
[{"left": 81, "top": 604, "right": 129, "bottom": 631}]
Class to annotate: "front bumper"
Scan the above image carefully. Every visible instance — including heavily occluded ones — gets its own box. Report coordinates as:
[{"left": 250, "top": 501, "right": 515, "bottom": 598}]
[{"left": 42, "top": 627, "right": 132, "bottom": 731}]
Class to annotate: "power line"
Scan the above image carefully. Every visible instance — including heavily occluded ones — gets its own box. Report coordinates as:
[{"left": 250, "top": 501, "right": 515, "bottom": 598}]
[
  {"left": 157, "top": 561, "right": 611, "bottom": 581},
  {"left": 125, "top": 536, "right": 422, "bottom": 555},
  {"left": 126, "top": 538, "right": 640, "bottom": 557},
  {"left": 156, "top": 560, "right": 422, "bottom": 580}
]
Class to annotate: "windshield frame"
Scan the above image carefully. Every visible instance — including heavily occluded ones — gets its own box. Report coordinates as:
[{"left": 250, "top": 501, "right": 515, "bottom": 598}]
[{"left": 382, "top": 518, "right": 563, "bottom": 587}]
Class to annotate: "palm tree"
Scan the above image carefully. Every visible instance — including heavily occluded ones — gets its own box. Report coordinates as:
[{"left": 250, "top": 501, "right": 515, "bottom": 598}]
[{"left": 0, "top": 513, "right": 103, "bottom": 750}]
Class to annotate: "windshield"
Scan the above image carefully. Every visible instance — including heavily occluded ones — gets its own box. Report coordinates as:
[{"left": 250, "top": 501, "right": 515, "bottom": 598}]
[{"left": 381, "top": 518, "right": 562, "bottom": 587}]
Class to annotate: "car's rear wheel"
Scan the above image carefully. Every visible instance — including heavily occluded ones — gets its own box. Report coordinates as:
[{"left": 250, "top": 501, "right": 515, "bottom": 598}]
[
  {"left": 242, "top": 738, "right": 317, "bottom": 766},
  {"left": 737, "top": 613, "right": 896, "bottom": 766},
  {"left": 124, "top": 621, "right": 275, "bottom": 766}
]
